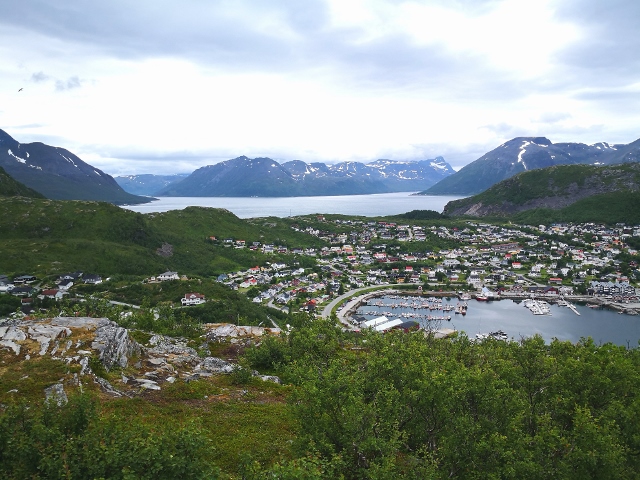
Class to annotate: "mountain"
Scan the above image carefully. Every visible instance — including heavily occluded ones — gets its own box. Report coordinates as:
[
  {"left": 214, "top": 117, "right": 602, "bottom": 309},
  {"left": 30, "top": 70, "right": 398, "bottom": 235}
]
[
  {"left": 442, "top": 162, "right": 640, "bottom": 224},
  {"left": 0, "top": 129, "right": 149, "bottom": 204},
  {"left": 156, "top": 156, "right": 454, "bottom": 197},
  {"left": 422, "top": 136, "right": 640, "bottom": 196},
  {"left": 115, "top": 174, "right": 189, "bottom": 196},
  {"left": 0, "top": 166, "right": 45, "bottom": 198}
]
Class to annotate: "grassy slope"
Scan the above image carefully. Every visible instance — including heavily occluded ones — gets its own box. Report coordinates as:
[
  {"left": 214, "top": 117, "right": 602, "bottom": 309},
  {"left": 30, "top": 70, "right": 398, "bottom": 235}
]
[
  {"left": 512, "top": 191, "right": 640, "bottom": 225},
  {"left": 0, "top": 166, "right": 45, "bottom": 198},
  {"left": 445, "top": 163, "right": 640, "bottom": 224},
  {"left": 0, "top": 199, "right": 326, "bottom": 278}
]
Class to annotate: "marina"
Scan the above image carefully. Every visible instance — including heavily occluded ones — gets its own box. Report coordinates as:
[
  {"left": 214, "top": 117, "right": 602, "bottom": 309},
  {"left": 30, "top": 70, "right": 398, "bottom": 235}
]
[{"left": 349, "top": 292, "right": 640, "bottom": 347}]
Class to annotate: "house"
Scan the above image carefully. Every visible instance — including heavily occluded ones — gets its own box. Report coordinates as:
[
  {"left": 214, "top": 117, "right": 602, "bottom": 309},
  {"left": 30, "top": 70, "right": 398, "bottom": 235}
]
[
  {"left": 83, "top": 274, "right": 102, "bottom": 284},
  {"left": 181, "top": 293, "right": 206, "bottom": 306},
  {"left": 158, "top": 271, "right": 179, "bottom": 281},
  {"left": 58, "top": 272, "right": 82, "bottom": 283},
  {"left": 10, "top": 286, "right": 34, "bottom": 297},
  {"left": 57, "top": 280, "right": 74, "bottom": 291},
  {"left": 39, "top": 289, "right": 65, "bottom": 300},
  {"left": 13, "top": 275, "right": 37, "bottom": 284}
]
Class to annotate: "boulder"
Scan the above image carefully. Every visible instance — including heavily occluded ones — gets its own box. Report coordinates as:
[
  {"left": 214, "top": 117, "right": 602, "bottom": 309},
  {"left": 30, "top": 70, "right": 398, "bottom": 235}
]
[
  {"left": 44, "top": 383, "right": 68, "bottom": 406},
  {"left": 92, "top": 322, "right": 141, "bottom": 371}
]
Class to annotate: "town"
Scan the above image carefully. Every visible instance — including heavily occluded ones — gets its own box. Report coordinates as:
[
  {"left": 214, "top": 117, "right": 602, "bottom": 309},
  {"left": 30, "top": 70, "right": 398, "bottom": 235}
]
[{"left": 2, "top": 217, "right": 639, "bottom": 323}]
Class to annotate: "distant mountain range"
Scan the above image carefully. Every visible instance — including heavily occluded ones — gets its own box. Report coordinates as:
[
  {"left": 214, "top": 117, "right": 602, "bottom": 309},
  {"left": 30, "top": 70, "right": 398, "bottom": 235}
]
[
  {"left": 114, "top": 174, "right": 189, "bottom": 196},
  {"left": 422, "top": 136, "right": 640, "bottom": 195},
  {"left": 442, "top": 162, "right": 640, "bottom": 224},
  {"left": 0, "top": 129, "right": 148, "bottom": 204},
  {"left": 146, "top": 156, "right": 454, "bottom": 197}
]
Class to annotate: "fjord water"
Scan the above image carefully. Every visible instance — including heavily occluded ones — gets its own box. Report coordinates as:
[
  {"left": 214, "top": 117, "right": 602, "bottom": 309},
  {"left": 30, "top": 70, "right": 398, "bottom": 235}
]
[
  {"left": 124, "top": 192, "right": 464, "bottom": 217},
  {"left": 359, "top": 296, "right": 640, "bottom": 346},
  {"left": 124, "top": 193, "right": 640, "bottom": 346}
]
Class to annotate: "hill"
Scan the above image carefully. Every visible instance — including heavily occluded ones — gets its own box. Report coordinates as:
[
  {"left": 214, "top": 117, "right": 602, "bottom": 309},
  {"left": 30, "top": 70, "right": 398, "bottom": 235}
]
[
  {"left": 443, "top": 162, "right": 640, "bottom": 223},
  {"left": 0, "top": 129, "right": 149, "bottom": 204},
  {"left": 156, "top": 156, "right": 454, "bottom": 196},
  {"left": 0, "top": 198, "right": 325, "bottom": 277},
  {"left": 422, "top": 136, "right": 640, "bottom": 196},
  {"left": 0, "top": 166, "right": 45, "bottom": 198}
]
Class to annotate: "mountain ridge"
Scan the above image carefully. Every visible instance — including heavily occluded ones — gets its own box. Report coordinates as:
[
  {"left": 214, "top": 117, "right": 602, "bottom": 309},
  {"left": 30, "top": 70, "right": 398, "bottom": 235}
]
[
  {"left": 422, "top": 136, "right": 640, "bottom": 195},
  {"left": 0, "top": 129, "right": 149, "bottom": 204},
  {"left": 153, "top": 155, "right": 454, "bottom": 197}
]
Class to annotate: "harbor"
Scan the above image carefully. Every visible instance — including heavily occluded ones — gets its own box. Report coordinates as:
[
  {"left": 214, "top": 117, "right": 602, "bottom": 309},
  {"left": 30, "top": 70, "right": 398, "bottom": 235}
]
[{"left": 342, "top": 290, "right": 640, "bottom": 347}]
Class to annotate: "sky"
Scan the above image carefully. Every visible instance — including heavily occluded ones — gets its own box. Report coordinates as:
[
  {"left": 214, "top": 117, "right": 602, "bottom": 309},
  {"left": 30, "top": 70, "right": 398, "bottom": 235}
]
[{"left": 1, "top": 0, "right": 639, "bottom": 176}]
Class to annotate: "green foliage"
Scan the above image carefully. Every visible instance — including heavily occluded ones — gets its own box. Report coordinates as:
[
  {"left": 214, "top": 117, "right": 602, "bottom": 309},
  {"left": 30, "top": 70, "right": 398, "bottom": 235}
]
[
  {"left": 446, "top": 162, "right": 640, "bottom": 224},
  {"left": 0, "top": 198, "right": 326, "bottom": 278},
  {"left": 88, "top": 355, "right": 108, "bottom": 378},
  {"left": 513, "top": 191, "right": 640, "bottom": 225},
  {"left": 0, "top": 294, "right": 21, "bottom": 316},
  {"left": 393, "top": 209, "right": 444, "bottom": 220},
  {"left": 261, "top": 328, "right": 640, "bottom": 479},
  {"left": 0, "top": 393, "right": 220, "bottom": 479}
]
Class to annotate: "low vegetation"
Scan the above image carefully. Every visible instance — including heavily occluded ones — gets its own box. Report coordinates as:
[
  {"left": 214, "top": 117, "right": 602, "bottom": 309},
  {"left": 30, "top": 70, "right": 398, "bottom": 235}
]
[{"left": 2, "top": 319, "right": 640, "bottom": 478}]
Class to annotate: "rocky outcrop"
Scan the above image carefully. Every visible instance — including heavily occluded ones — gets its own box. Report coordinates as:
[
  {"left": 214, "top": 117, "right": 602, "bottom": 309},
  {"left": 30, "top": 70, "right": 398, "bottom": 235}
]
[
  {"left": 92, "top": 323, "right": 140, "bottom": 371},
  {"left": 0, "top": 318, "right": 281, "bottom": 399}
]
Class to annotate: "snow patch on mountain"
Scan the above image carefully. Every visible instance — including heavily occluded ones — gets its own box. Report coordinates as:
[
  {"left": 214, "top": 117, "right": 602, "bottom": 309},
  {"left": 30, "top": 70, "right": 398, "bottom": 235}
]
[
  {"left": 517, "top": 141, "right": 530, "bottom": 170},
  {"left": 8, "top": 149, "right": 26, "bottom": 164}
]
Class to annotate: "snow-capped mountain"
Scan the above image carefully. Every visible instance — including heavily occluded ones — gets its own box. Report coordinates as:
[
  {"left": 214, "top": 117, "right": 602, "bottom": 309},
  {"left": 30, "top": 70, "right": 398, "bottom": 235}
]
[
  {"left": 154, "top": 156, "right": 455, "bottom": 197},
  {"left": 0, "top": 129, "right": 147, "bottom": 204},
  {"left": 424, "top": 136, "right": 640, "bottom": 195}
]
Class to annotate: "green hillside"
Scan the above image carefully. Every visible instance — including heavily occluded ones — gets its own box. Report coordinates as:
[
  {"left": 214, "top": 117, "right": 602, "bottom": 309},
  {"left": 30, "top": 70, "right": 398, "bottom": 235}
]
[
  {"left": 443, "top": 162, "right": 640, "bottom": 223},
  {"left": 0, "top": 199, "right": 325, "bottom": 277},
  {"left": 512, "top": 191, "right": 640, "bottom": 225},
  {"left": 0, "top": 166, "right": 45, "bottom": 198}
]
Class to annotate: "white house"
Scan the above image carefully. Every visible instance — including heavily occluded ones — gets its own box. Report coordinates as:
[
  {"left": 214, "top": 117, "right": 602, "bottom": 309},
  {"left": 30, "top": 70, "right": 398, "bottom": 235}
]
[
  {"left": 181, "top": 293, "right": 206, "bottom": 306},
  {"left": 158, "top": 271, "right": 179, "bottom": 281}
]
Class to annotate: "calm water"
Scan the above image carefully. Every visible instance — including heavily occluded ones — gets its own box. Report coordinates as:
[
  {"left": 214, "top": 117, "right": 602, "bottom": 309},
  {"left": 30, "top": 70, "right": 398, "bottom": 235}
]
[
  {"left": 358, "top": 296, "right": 640, "bottom": 346},
  {"left": 123, "top": 192, "right": 464, "bottom": 218}
]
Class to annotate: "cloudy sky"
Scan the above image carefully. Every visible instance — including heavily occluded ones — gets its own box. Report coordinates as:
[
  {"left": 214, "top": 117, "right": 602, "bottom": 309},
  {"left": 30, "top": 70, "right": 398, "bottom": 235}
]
[{"left": 1, "top": 0, "right": 639, "bottom": 175}]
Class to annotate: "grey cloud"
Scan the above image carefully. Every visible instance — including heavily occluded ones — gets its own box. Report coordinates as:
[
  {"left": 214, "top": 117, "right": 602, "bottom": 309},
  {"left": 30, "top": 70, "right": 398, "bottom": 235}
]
[
  {"left": 55, "top": 76, "right": 82, "bottom": 91},
  {"left": 0, "top": 0, "right": 529, "bottom": 101},
  {"left": 31, "top": 71, "right": 50, "bottom": 82},
  {"left": 551, "top": 0, "right": 640, "bottom": 87}
]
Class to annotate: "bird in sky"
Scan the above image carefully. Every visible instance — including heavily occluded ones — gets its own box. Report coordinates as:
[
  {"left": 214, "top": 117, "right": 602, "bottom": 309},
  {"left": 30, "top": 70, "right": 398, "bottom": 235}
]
[{"left": 18, "top": 88, "right": 23, "bottom": 92}]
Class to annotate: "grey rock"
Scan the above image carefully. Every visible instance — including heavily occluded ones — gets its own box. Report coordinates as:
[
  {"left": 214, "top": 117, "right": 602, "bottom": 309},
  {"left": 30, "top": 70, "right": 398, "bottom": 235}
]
[
  {"left": 94, "top": 376, "right": 128, "bottom": 397},
  {"left": 92, "top": 323, "right": 141, "bottom": 371},
  {"left": 79, "top": 356, "right": 91, "bottom": 375},
  {"left": 51, "top": 317, "right": 111, "bottom": 330},
  {"left": 259, "top": 375, "right": 282, "bottom": 384},
  {"left": 0, "top": 340, "right": 20, "bottom": 355},
  {"left": 198, "top": 356, "right": 235, "bottom": 374},
  {"left": 135, "top": 378, "right": 161, "bottom": 390},
  {"left": 45, "top": 383, "right": 68, "bottom": 406}
]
